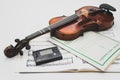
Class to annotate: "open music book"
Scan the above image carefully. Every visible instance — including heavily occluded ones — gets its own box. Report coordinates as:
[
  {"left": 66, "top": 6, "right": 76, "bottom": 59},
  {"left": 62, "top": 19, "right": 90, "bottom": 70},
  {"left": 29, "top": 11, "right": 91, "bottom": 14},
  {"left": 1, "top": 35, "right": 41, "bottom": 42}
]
[
  {"left": 19, "top": 27, "right": 120, "bottom": 73},
  {"left": 49, "top": 31, "right": 120, "bottom": 71}
]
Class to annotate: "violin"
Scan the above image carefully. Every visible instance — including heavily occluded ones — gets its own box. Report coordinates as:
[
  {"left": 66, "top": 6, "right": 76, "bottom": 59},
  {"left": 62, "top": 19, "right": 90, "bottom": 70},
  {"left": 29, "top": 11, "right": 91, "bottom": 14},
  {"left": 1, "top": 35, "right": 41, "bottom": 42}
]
[
  {"left": 49, "top": 4, "right": 116, "bottom": 40},
  {"left": 4, "top": 4, "right": 116, "bottom": 58}
]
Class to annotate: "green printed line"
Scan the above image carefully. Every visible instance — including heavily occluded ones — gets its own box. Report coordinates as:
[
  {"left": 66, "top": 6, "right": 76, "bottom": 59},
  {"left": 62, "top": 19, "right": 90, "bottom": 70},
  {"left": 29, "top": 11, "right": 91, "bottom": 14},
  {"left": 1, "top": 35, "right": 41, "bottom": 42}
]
[
  {"left": 100, "top": 44, "right": 119, "bottom": 61},
  {"left": 102, "top": 48, "right": 120, "bottom": 65}
]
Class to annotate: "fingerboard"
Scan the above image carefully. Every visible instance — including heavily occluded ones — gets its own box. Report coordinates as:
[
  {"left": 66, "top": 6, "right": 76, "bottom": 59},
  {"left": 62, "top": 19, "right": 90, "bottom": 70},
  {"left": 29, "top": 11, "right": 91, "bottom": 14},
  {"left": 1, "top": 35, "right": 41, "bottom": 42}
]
[{"left": 26, "top": 14, "right": 79, "bottom": 40}]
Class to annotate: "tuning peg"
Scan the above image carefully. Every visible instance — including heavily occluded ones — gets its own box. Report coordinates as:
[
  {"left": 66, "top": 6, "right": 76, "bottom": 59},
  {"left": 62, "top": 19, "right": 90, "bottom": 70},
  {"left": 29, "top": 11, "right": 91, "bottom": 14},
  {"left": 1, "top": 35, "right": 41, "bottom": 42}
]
[
  {"left": 26, "top": 43, "right": 31, "bottom": 50},
  {"left": 19, "top": 50, "right": 23, "bottom": 56},
  {"left": 15, "top": 39, "right": 20, "bottom": 43}
]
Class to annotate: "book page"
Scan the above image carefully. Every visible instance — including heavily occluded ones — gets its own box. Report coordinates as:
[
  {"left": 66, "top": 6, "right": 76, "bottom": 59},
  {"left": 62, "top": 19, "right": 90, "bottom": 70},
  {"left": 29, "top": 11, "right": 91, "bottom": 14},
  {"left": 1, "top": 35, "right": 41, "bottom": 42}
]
[{"left": 49, "top": 29, "right": 120, "bottom": 71}]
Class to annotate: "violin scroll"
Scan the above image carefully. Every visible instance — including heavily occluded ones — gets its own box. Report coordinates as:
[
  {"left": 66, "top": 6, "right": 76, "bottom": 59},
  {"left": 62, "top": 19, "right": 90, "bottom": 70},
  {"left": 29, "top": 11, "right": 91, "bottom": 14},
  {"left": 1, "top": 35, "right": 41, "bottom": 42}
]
[
  {"left": 4, "top": 45, "right": 19, "bottom": 58},
  {"left": 4, "top": 38, "right": 30, "bottom": 58}
]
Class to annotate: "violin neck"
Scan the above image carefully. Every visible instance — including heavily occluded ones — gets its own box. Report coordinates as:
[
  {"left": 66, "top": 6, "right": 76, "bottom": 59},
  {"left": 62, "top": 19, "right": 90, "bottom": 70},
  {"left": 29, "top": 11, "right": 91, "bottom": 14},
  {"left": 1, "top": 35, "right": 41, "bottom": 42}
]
[
  {"left": 25, "top": 14, "right": 79, "bottom": 41},
  {"left": 25, "top": 27, "right": 51, "bottom": 40}
]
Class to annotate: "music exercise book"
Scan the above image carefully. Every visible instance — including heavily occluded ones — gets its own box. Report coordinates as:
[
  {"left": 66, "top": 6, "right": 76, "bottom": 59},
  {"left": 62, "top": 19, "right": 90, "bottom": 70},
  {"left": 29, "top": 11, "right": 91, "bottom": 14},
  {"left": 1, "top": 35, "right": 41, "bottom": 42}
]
[{"left": 49, "top": 31, "right": 120, "bottom": 71}]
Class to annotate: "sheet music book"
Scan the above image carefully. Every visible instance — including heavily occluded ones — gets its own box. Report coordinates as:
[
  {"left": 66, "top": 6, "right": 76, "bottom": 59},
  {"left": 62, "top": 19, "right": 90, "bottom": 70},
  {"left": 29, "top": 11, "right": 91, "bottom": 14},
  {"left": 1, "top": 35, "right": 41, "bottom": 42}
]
[{"left": 49, "top": 31, "right": 120, "bottom": 71}]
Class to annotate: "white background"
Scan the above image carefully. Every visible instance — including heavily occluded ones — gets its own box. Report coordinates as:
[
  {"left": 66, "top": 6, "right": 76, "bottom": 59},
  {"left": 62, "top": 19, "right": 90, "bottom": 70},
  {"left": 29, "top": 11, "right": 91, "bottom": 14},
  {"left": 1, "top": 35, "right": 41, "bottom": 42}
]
[{"left": 0, "top": 0, "right": 120, "bottom": 80}]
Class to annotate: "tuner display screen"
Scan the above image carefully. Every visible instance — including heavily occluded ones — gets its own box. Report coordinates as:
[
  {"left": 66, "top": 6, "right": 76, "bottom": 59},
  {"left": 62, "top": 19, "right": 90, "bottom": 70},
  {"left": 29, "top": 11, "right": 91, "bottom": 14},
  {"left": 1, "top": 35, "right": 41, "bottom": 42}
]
[{"left": 40, "top": 49, "right": 53, "bottom": 56}]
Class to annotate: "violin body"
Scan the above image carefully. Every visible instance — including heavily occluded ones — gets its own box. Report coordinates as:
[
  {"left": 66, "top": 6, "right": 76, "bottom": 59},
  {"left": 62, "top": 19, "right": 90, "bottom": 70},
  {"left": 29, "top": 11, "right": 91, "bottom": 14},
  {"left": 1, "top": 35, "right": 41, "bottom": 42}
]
[{"left": 49, "top": 6, "right": 114, "bottom": 40}]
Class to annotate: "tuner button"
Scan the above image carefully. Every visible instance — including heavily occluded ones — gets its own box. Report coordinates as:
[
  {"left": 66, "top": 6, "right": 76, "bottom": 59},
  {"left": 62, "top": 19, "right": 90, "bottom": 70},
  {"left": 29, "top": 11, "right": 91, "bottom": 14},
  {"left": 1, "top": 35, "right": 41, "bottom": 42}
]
[{"left": 15, "top": 39, "right": 20, "bottom": 43}]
